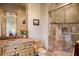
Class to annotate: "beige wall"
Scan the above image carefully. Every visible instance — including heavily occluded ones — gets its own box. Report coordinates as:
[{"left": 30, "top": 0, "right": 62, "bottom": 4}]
[
  {"left": 0, "top": 7, "right": 6, "bottom": 36},
  {"left": 28, "top": 3, "right": 41, "bottom": 39},
  {"left": 0, "top": 4, "right": 28, "bottom": 36},
  {"left": 28, "top": 3, "right": 49, "bottom": 49}
]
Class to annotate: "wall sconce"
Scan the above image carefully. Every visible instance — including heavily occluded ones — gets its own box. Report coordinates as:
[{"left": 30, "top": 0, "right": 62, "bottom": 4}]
[{"left": 22, "top": 20, "right": 26, "bottom": 24}]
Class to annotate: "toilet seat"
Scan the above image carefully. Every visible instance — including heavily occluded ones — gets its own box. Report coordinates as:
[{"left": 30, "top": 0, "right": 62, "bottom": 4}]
[{"left": 34, "top": 40, "right": 47, "bottom": 55}]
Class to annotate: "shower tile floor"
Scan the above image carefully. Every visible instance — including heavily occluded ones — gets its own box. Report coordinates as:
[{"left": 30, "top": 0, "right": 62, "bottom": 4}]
[{"left": 47, "top": 48, "right": 74, "bottom": 56}]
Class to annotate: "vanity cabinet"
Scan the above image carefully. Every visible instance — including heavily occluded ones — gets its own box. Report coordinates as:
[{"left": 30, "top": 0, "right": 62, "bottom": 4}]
[
  {"left": 2, "top": 48, "right": 34, "bottom": 56},
  {"left": 0, "top": 38, "right": 34, "bottom": 56}
]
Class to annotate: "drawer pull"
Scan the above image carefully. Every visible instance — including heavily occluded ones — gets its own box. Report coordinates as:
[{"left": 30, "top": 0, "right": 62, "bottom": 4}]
[
  {"left": 15, "top": 48, "right": 17, "bottom": 50},
  {"left": 14, "top": 54, "right": 16, "bottom": 56},
  {"left": 16, "top": 53, "right": 19, "bottom": 56}
]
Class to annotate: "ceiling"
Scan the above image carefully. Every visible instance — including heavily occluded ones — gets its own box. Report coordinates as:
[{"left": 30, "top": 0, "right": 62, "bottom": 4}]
[
  {"left": 16, "top": 3, "right": 27, "bottom": 8},
  {"left": 0, "top": 3, "right": 27, "bottom": 8}
]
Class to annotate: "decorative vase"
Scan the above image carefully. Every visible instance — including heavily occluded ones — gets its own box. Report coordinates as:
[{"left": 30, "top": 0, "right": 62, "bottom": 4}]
[
  {"left": 26, "top": 35, "right": 28, "bottom": 38},
  {"left": 23, "top": 35, "right": 26, "bottom": 38}
]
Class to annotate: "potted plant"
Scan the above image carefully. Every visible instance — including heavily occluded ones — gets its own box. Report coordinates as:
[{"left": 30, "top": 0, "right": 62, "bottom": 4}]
[
  {"left": 25, "top": 30, "right": 28, "bottom": 38},
  {"left": 20, "top": 30, "right": 24, "bottom": 38},
  {"left": 20, "top": 30, "right": 28, "bottom": 38}
]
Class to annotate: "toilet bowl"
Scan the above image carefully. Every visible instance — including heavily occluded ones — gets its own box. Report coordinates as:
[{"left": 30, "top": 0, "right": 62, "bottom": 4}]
[
  {"left": 34, "top": 40, "right": 47, "bottom": 56},
  {"left": 37, "top": 48, "right": 47, "bottom": 56}
]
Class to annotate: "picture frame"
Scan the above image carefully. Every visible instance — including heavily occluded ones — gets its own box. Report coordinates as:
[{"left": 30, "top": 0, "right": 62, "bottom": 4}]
[{"left": 33, "top": 19, "right": 39, "bottom": 25}]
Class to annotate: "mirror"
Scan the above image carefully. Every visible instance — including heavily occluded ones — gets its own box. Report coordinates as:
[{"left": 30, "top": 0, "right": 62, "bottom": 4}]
[{"left": 6, "top": 12, "right": 17, "bottom": 36}]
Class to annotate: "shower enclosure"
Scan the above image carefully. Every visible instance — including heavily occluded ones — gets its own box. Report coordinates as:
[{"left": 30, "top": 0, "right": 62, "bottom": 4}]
[{"left": 48, "top": 3, "right": 79, "bottom": 55}]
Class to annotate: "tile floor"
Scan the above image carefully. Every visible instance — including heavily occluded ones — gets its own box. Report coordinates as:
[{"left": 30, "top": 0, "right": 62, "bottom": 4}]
[{"left": 47, "top": 48, "right": 74, "bottom": 56}]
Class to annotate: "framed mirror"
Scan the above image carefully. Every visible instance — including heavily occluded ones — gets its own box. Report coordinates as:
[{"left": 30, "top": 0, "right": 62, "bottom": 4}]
[{"left": 6, "top": 12, "right": 17, "bottom": 36}]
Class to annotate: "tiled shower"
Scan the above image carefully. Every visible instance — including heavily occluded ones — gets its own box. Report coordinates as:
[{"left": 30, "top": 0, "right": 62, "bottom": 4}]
[{"left": 48, "top": 3, "right": 79, "bottom": 55}]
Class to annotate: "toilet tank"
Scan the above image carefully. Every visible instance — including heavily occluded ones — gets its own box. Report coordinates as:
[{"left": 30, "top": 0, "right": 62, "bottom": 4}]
[{"left": 34, "top": 40, "right": 43, "bottom": 49}]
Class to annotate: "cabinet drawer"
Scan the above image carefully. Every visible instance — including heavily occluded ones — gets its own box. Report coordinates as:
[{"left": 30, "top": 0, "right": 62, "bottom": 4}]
[
  {"left": 16, "top": 52, "right": 30, "bottom": 56},
  {"left": 16, "top": 49, "right": 30, "bottom": 56},
  {"left": 24, "top": 43, "right": 29, "bottom": 48},
  {"left": 3, "top": 52, "right": 15, "bottom": 56},
  {"left": 3, "top": 45, "right": 17, "bottom": 54},
  {"left": 15, "top": 44, "right": 24, "bottom": 50},
  {"left": 29, "top": 42, "right": 34, "bottom": 46},
  {"left": 24, "top": 42, "right": 33, "bottom": 48},
  {"left": 3, "top": 44, "right": 24, "bottom": 54}
]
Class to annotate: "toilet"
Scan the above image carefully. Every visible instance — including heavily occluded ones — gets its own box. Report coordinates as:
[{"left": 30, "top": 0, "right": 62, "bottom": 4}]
[
  {"left": 34, "top": 40, "right": 47, "bottom": 56},
  {"left": 37, "top": 48, "right": 47, "bottom": 56}
]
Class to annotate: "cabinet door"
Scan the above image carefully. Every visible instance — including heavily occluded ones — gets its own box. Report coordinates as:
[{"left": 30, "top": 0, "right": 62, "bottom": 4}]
[
  {"left": 16, "top": 44, "right": 24, "bottom": 50},
  {"left": 55, "top": 7, "right": 65, "bottom": 23},
  {"left": 0, "top": 48, "right": 3, "bottom": 55},
  {"left": 29, "top": 48, "right": 34, "bottom": 56},
  {"left": 7, "top": 41, "right": 24, "bottom": 50},
  {"left": 16, "top": 49, "right": 30, "bottom": 56},
  {"left": 24, "top": 42, "right": 33, "bottom": 49},
  {"left": 3, "top": 52, "right": 15, "bottom": 56},
  {"left": 3, "top": 45, "right": 17, "bottom": 54}
]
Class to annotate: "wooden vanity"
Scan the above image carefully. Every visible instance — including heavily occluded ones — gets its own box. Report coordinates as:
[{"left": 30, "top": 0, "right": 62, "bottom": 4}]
[{"left": 0, "top": 38, "right": 34, "bottom": 56}]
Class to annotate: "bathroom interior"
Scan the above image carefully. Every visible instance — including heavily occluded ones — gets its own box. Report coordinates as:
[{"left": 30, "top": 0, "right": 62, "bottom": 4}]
[{"left": 0, "top": 3, "right": 79, "bottom": 56}]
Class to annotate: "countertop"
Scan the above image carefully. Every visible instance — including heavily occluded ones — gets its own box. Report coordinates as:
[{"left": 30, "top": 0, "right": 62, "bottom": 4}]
[{"left": 0, "top": 38, "right": 34, "bottom": 48}]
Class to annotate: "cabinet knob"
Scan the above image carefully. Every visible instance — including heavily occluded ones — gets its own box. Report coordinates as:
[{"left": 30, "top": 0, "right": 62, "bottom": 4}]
[
  {"left": 16, "top": 53, "right": 19, "bottom": 56},
  {"left": 15, "top": 48, "right": 17, "bottom": 49}
]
